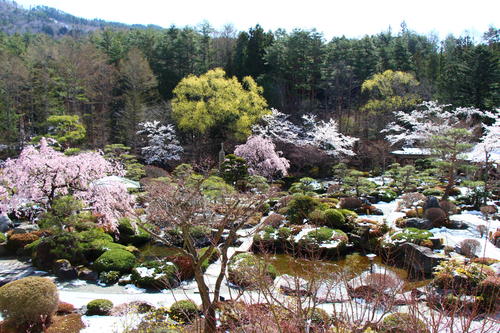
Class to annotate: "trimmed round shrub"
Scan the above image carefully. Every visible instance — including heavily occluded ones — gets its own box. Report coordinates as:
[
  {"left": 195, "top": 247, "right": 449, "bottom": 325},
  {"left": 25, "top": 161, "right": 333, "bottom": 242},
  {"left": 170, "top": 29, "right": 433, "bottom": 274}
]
[
  {"left": 131, "top": 260, "right": 179, "bottom": 289},
  {"left": 0, "top": 277, "right": 59, "bottom": 326},
  {"left": 94, "top": 249, "right": 136, "bottom": 273},
  {"left": 86, "top": 299, "right": 113, "bottom": 316},
  {"left": 285, "top": 195, "right": 320, "bottom": 224},
  {"left": 228, "top": 253, "right": 277, "bottom": 288},
  {"left": 308, "top": 209, "right": 326, "bottom": 225},
  {"left": 323, "top": 209, "right": 346, "bottom": 229},
  {"left": 379, "top": 313, "right": 429, "bottom": 333},
  {"left": 56, "top": 301, "right": 76, "bottom": 315},
  {"left": 424, "top": 207, "right": 447, "bottom": 226},
  {"left": 169, "top": 300, "right": 199, "bottom": 323}
]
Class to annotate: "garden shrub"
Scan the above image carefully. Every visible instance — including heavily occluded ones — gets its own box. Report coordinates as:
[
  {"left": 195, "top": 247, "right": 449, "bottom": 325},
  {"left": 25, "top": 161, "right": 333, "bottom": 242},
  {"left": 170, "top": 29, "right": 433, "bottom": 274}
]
[
  {"left": 285, "top": 195, "right": 320, "bottom": 224},
  {"left": 371, "top": 188, "right": 397, "bottom": 203},
  {"left": 33, "top": 232, "right": 86, "bottom": 269},
  {"left": 201, "top": 175, "right": 235, "bottom": 199},
  {"left": 198, "top": 246, "right": 220, "bottom": 268},
  {"left": 289, "top": 177, "right": 319, "bottom": 194},
  {"left": 379, "top": 313, "right": 429, "bottom": 333},
  {"left": 459, "top": 239, "right": 481, "bottom": 258},
  {"left": 6, "top": 232, "right": 40, "bottom": 253},
  {"left": 46, "top": 313, "right": 85, "bottom": 333},
  {"left": 131, "top": 260, "right": 179, "bottom": 289},
  {"left": 338, "top": 208, "right": 358, "bottom": 219},
  {"left": 228, "top": 253, "right": 277, "bottom": 288},
  {"left": 86, "top": 299, "right": 113, "bottom": 316},
  {"left": 246, "top": 175, "right": 270, "bottom": 193},
  {"left": 56, "top": 302, "right": 76, "bottom": 315},
  {"left": 77, "top": 228, "right": 113, "bottom": 243},
  {"left": 169, "top": 299, "right": 199, "bottom": 323},
  {"left": 479, "top": 275, "right": 500, "bottom": 312},
  {"left": 264, "top": 213, "right": 286, "bottom": 228},
  {"left": 277, "top": 227, "right": 292, "bottom": 240},
  {"left": 323, "top": 209, "right": 346, "bottom": 229},
  {"left": 340, "top": 197, "right": 363, "bottom": 209},
  {"left": 0, "top": 277, "right": 59, "bottom": 327},
  {"left": 117, "top": 218, "right": 151, "bottom": 246},
  {"left": 0, "top": 233, "right": 6, "bottom": 243},
  {"left": 433, "top": 260, "right": 493, "bottom": 292},
  {"left": 99, "top": 271, "right": 121, "bottom": 285},
  {"left": 308, "top": 209, "right": 326, "bottom": 225},
  {"left": 220, "top": 154, "right": 249, "bottom": 184},
  {"left": 424, "top": 207, "right": 447, "bottom": 226},
  {"left": 167, "top": 255, "right": 195, "bottom": 280},
  {"left": 391, "top": 228, "right": 433, "bottom": 245},
  {"left": 423, "top": 188, "right": 444, "bottom": 196},
  {"left": 94, "top": 249, "right": 136, "bottom": 273}
]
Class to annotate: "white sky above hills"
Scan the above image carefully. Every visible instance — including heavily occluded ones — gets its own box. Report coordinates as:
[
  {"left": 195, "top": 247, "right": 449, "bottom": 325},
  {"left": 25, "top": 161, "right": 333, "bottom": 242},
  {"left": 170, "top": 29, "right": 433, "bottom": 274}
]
[{"left": 13, "top": 0, "right": 500, "bottom": 40}]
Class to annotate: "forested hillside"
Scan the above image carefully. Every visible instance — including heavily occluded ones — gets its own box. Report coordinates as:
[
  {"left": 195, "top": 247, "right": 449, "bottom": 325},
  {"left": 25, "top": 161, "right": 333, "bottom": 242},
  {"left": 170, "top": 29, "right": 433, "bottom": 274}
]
[{"left": 0, "top": 0, "right": 498, "bottom": 163}]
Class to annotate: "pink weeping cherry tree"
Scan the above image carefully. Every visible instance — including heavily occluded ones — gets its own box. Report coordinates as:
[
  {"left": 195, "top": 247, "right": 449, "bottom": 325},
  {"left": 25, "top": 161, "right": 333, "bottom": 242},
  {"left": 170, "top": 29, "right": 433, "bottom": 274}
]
[
  {"left": 0, "top": 138, "right": 134, "bottom": 231},
  {"left": 234, "top": 135, "right": 290, "bottom": 180}
]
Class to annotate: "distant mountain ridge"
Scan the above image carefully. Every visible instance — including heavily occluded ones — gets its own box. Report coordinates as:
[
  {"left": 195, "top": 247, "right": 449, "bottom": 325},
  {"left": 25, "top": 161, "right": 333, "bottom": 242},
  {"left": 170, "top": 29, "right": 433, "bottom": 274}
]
[{"left": 0, "top": 0, "right": 162, "bottom": 36}]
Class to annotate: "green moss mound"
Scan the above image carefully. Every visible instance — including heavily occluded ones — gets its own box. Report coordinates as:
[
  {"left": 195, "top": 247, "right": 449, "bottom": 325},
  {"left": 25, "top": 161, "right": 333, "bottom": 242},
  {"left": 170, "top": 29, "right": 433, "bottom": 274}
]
[
  {"left": 391, "top": 228, "right": 433, "bottom": 245},
  {"left": 93, "top": 249, "right": 136, "bottom": 273},
  {"left": 323, "top": 209, "right": 346, "bottom": 228},
  {"left": 0, "top": 277, "right": 59, "bottom": 326},
  {"left": 285, "top": 195, "right": 320, "bottom": 224},
  {"left": 169, "top": 299, "right": 199, "bottom": 323},
  {"left": 86, "top": 299, "right": 113, "bottom": 316}
]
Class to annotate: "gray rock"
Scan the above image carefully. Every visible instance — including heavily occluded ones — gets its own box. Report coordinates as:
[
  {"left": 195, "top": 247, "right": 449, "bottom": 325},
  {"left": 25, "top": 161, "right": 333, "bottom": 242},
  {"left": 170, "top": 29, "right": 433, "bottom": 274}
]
[
  {"left": 447, "top": 219, "right": 469, "bottom": 229},
  {"left": 405, "top": 218, "right": 433, "bottom": 230},
  {"left": 77, "top": 267, "right": 98, "bottom": 281},
  {"left": 12, "top": 222, "right": 39, "bottom": 234},
  {"left": 53, "top": 259, "right": 78, "bottom": 280},
  {"left": 396, "top": 242, "right": 447, "bottom": 277},
  {"left": 0, "top": 215, "right": 13, "bottom": 233}
]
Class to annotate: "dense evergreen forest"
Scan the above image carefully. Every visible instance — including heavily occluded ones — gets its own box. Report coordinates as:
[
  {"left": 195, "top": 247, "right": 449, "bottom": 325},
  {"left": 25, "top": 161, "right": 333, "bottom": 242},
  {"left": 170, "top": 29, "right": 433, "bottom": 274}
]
[{"left": 0, "top": 0, "right": 498, "bottom": 163}]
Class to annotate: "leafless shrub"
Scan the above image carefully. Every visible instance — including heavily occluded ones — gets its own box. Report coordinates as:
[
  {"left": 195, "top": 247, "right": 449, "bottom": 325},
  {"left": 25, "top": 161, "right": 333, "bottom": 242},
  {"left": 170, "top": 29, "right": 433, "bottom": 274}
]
[{"left": 459, "top": 239, "right": 481, "bottom": 258}]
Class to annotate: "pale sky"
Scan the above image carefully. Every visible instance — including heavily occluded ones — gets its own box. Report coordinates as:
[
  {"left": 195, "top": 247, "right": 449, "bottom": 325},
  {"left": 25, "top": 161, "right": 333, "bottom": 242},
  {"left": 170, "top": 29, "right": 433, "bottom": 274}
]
[{"left": 13, "top": 0, "right": 500, "bottom": 40}]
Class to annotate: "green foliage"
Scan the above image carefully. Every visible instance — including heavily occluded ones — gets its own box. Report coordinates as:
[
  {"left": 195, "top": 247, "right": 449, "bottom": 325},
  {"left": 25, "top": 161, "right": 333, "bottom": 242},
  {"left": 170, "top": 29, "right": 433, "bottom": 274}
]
[
  {"left": 384, "top": 163, "right": 419, "bottom": 194},
  {"left": 289, "top": 177, "right": 319, "bottom": 194},
  {"left": 361, "top": 70, "right": 421, "bottom": 114},
  {"left": 422, "top": 188, "right": 444, "bottom": 196},
  {"left": 169, "top": 300, "right": 199, "bottom": 323},
  {"left": 172, "top": 163, "right": 194, "bottom": 180},
  {"left": 117, "top": 218, "right": 151, "bottom": 246},
  {"left": 201, "top": 175, "right": 235, "bottom": 200},
  {"left": 342, "top": 170, "right": 377, "bottom": 197},
  {"left": 0, "top": 233, "right": 6, "bottom": 243},
  {"left": 86, "top": 299, "right": 113, "bottom": 316},
  {"left": 99, "top": 271, "right": 121, "bottom": 285},
  {"left": 38, "top": 195, "right": 85, "bottom": 231},
  {"left": 323, "top": 209, "right": 346, "bottom": 229},
  {"left": 391, "top": 228, "right": 433, "bottom": 244},
  {"left": 379, "top": 313, "right": 429, "bottom": 333},
  {"left": 433, "top": 259, "right": 493, "bottom": 291},
  {"left": 33, "top": 232, "right": 86, "bottom": 268},
  {"left": 131, "top": 260, "right": 179, "bottom": 289},
  {"left": 172, "top": 68, "right": 269, "bottom": 141},
  {"left": 220, "top": 154, "right": 249, "bottom": 185},
  {"left": 246, "top": 175, "right": 270, "bottom": 193},
  {"left": 93, "top": 249, "right": 136, "bottom": 273},
  {"left": 45, "top": 115, "right": 86, "bottom": 148},
  {"left": 371, "top": 188, "right": 398, "bottom": 202},
  {"left": 459, "top": 180, "right": 490, "bottom": 208},
  {"left": 285, "top": 195, "right": 320, "bottom": 224},
  {"left": 0, "top": 277, "right": 59, "bottom": 326},
  {"left": 104, "top": 144, "right": 146, "bottom": 181}
]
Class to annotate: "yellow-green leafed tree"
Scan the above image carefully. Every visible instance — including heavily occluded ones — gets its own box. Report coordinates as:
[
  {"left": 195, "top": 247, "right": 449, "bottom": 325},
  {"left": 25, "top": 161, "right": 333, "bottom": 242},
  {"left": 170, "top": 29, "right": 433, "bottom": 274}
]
[
  {"left": 172, "top": 68, "right": 269, "bottom": 141},
  {"left": 361, "top": 69, "right": 421, "bottom": 114}
]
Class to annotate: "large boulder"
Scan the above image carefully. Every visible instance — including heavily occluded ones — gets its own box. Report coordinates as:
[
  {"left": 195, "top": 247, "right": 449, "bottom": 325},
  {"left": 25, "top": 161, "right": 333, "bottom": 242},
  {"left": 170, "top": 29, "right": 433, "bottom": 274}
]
[
  {"left": 394, "top": 242, "right": 447, "bottom": 277},
  {"left": 405, "top": 218, "right": 433, "bottom": 230},
  {"left": 0, "top": 216, "right": 13, "bottom": 233}
]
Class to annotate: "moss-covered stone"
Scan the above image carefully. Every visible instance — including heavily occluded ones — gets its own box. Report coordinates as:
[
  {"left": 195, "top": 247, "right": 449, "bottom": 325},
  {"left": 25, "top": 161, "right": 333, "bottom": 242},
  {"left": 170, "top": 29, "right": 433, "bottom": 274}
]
[
  {"left": 86, "top": 299, "right": 113, "bottom": 316},
  {"left": 93, "top": 249, "right": 136, "bottom": 273},
  {"left": 131, "top": 260, "right": 179, "bottom": 289}
]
